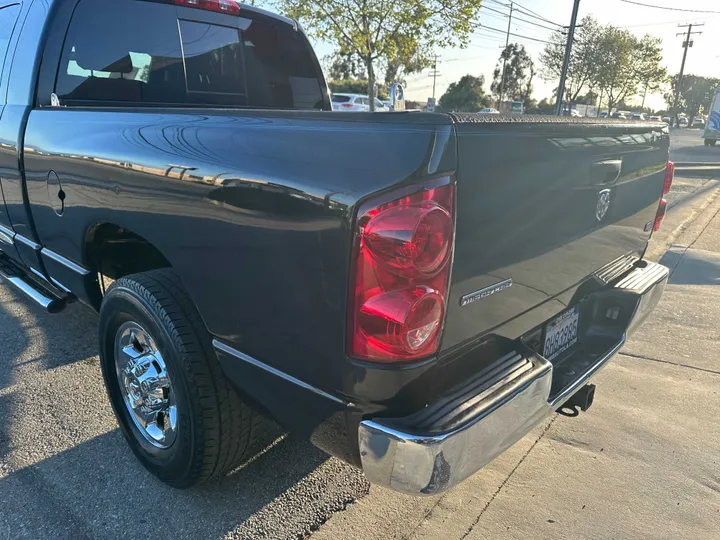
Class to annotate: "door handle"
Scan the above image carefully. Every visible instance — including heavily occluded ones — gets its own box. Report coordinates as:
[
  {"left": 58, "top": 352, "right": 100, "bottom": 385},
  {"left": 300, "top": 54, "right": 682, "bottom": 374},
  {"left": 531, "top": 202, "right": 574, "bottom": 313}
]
[{"left": 591, "top": 160, "right": 622, "bottom": 186}]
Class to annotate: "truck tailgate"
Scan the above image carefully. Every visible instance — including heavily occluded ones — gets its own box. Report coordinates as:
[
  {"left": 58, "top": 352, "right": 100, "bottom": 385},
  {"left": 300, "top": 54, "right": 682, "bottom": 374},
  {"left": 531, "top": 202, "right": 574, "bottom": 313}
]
[{"left": 442, "top": 116, "right": 669, "bottom": 352}]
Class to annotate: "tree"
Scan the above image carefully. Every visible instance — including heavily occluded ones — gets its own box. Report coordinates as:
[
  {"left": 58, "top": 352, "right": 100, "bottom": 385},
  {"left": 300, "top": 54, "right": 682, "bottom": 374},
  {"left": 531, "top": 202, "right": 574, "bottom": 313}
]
[
  {"left": 278, "top": 0, "right": 484, "bottom": 110},
  {"left": 526, "top": 97, "right": 555, "bottom": 115},
  {"left": 540, "top": 15, "right": 603, "bottom": 103},
  {"left": 490, "top": 43, "right": 535, "bottom": 107},
  {"left": 325, "top": 50, "right": 366, "bottom": 80},
  {"left": 664, "top": 74, "right": 720, "bottom": 123},
  {"left": 594, "top": 29, "right": 665, "bottom": 113},
  {"left": 383, "top": 40, "right": 432, "bottom": 87},
  {"left": 438, "top": 75, "right": 492, "bottom": 112}
]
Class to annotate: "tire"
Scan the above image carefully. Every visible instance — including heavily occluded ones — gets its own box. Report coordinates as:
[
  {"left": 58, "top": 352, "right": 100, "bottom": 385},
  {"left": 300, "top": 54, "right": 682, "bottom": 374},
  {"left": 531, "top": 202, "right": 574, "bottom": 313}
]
[
  {"left": 706, "top": 139, "right": 717, "bottom": 147},
  {"left": 99, "top": 269, "right": 256, "bottom": 488}
]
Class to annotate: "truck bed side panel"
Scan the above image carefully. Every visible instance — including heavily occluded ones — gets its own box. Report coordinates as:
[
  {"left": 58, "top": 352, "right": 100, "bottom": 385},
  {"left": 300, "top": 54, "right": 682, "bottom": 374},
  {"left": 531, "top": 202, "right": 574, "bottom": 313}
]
[{"left": 22, "top": 109, "right": 455, "bottom": 396}]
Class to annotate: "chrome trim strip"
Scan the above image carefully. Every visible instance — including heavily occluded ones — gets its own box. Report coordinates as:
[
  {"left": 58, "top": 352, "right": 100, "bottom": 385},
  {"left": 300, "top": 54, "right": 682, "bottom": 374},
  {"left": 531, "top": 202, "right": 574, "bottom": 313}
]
[
  {"left": 42, "top": 248, "right": 90, "bottom": 275},
  {"left": 0, "top": 223, "right": 14, "bottom": 245},
  {"left": 29, "top": 266, "right": 50, "bottom": 283},
  {"left": 0, "top": 230, "right": 12, "bottom": 246},
  {"left": 14, "top": 233, "right": 40, "bottom": 251},
  {"left": 51, "top": 278, "right": 72, "bottom": 294},
  {"left": 212, "top": 339, "right": 347, "bottom": 405}
]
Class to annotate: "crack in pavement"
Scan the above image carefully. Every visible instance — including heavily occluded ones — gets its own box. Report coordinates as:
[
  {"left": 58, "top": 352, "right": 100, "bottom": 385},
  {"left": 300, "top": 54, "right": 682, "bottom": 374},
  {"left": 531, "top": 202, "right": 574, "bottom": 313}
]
[
  {"left": 459, "top": 417, "right": 557, "bottom": 540},
  {"left": 620, "top": 352, "right": 720, "bottom": 376}
]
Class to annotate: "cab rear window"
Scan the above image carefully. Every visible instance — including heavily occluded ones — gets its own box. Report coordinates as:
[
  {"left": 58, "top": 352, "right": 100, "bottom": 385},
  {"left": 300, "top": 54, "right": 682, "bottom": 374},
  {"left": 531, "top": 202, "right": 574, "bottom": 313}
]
[{"left": 55, "top": 0, "right": 325, "bottom": 109}]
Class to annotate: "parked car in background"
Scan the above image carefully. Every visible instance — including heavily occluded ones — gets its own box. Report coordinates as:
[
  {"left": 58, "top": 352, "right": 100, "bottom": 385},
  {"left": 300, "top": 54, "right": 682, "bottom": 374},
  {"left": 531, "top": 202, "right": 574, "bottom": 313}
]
[
  {"left": 648, "top": 115, "right": 662, "bottom": 122},
  {"left": 692, "top": 116, "right": 705, "bottom": 127},
  {"left": 631, "top": 113, "right": 646, "bottom": 121},
  {"left": 678, "top": 117, "right": 689, "bottom": 127},
  {"left": 331, "top": 93, "right": 386, "bottom": 111},
  {"left": 662, "top": 116, "right": 672, "bottom": 125},
  {"left": 598, "top": 112, "right": 609, "bottom": 118},
  {"left": 478, "top": 107, "right": 500, "bottom": 114}
]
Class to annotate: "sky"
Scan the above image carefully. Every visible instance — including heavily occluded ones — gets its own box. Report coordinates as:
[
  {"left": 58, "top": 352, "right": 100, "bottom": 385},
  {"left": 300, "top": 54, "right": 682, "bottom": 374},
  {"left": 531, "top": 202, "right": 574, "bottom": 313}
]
[{"left": 310, "top": 0, "right": 720, "bottom": 111}]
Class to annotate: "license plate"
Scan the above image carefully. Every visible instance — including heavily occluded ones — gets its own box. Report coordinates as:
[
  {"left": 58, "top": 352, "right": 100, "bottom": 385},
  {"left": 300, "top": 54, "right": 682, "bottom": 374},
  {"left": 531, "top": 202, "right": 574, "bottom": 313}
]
[{"left": 543, "top": 307, "right": 579, "bottom": 360}]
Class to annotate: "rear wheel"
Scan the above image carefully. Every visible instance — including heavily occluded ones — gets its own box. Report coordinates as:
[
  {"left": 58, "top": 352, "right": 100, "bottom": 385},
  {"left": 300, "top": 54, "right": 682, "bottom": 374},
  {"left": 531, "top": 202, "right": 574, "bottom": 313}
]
[
  {"left": 706, "top": 139, "right": 717, "bottom": 147},
  {"left": 99, "top": 269, "right": 256, "bottom": 487}
]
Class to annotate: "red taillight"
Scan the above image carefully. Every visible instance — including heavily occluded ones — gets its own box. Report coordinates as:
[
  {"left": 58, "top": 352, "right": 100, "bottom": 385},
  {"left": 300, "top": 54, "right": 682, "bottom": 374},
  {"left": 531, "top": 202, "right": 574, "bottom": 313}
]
[
  {"left": 348, "top": 182, "right": 454, "bottom": 362},
  {"left": 341, "top": 103, "right": 354, "bottom": 108},
  {"left": 664, "top": 161, "right": 674, "bottom": 195},
  {"left": 654, "top": 198, "right": 667, "bottom": 231},
  {"left": 174, "top": 0, "right": 240, "bottom": 15}
]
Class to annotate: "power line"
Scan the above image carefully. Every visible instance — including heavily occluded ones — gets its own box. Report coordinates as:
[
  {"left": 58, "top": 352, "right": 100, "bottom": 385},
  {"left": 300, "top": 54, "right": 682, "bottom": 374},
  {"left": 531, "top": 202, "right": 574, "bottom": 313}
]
[
  {"left": 482, "top": 3, "right": 558, "bottom": 32},
  {"left": 620, "top": 0, "right": 720, "bottom": 14},
  {"left": 478, "top": 22, "right": 552, "bottom": 44},
  {"left": 512, "top": 2, "right": 563, "bottom": 26}
]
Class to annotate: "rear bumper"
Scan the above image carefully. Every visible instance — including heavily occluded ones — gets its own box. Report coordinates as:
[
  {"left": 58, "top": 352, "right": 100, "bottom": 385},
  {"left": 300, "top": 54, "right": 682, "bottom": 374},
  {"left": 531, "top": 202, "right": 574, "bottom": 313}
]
[{"left": 358, "top": 260, "right": 668, "bottom": 495}]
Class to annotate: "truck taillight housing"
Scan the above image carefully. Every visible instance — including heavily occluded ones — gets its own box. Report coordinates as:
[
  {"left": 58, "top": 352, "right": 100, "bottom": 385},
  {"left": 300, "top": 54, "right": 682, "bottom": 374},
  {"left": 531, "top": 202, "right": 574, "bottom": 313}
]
[
  {"left": 348, "top": 181, "right": 454, "bottom": 362},
  {"left": 664, "top": 161, "right": 675, "bottom": 194}
]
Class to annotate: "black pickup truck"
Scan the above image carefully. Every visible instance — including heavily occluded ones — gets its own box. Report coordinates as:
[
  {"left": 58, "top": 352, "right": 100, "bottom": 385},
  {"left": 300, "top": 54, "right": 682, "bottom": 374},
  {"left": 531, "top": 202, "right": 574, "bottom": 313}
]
[{"left": 0, "top": 0, "right": 672, "bottom": 495}]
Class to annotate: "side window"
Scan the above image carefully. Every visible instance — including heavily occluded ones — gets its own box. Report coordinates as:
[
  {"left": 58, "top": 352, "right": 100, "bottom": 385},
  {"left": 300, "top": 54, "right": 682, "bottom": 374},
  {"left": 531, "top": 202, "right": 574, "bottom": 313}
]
[
  {"left": 55, "top": 0, "right": 325, "bottom": 110},
  {"left": 55, "top": 0, "right": 185, "bottom": 104},
  {"left": 241, "top": 19, "right": 324, "bottom": 109},
  {"left": 178, "top": 20, "right": 246, "bottom": 107},
  {"left": 0, "top": 4, "right": 20, "bottom": 80}
]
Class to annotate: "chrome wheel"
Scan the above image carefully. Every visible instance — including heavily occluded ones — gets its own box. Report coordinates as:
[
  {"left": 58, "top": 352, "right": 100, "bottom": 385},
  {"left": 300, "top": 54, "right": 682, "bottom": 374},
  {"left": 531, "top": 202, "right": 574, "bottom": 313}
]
[{"left": 114, "top": 321, "right": 177, "bottom": 448}]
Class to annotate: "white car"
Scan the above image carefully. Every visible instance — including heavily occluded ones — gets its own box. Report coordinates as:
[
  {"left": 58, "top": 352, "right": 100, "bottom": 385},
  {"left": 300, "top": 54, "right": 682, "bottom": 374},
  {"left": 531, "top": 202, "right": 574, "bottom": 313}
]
[
  {"left": 478, "top": 107, "right": 500, "bottom": 114},
  {"left": 331, "top": 93, "right": 386, "bottom": 112},
  {"left": 631, "top": 113, "right": 646, "bottom": 121}
]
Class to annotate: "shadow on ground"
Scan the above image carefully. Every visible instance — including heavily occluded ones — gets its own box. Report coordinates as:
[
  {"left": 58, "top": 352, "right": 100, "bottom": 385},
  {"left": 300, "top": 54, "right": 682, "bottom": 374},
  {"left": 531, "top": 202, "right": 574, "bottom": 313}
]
[
  {"left": 660, "top": 247, "right": 720, "bottom": 286},
  {"left": 0, "top": 285, "right": 368, "bottom": 539}
]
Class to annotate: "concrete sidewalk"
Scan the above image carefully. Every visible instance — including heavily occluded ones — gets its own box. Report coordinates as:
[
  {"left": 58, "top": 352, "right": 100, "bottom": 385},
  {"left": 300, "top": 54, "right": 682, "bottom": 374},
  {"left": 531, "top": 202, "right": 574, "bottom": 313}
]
[{"left": 313, "top": 192, "right": 720, "bottom": 539}]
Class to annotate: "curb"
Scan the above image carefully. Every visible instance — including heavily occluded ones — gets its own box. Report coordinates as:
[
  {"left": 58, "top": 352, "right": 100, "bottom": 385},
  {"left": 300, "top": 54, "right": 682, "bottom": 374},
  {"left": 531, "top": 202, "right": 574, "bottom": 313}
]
[{"left": 674, "top": 164, "right": 720, "bottom": 179}]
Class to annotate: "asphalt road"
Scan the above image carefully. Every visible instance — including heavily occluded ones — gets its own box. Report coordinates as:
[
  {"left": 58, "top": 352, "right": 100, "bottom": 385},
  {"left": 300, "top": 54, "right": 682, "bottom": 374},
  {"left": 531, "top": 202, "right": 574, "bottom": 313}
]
[
  {"left": 1, "top": 169, "right": 718, "bottom": 536},
  {"left": 670, "top": 127, "right": 720, "bottom": 164}
]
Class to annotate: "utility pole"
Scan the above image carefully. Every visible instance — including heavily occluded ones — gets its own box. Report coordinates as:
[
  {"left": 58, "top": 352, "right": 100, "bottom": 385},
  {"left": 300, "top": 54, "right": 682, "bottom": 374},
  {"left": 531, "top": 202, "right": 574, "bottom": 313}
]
[
  {"left": 672, "top": 23, "right": 703, "bottom": 127},
  {"left": 431, "top": 56, "right": 439, "bottom": 100},
  {"left": 498, "top": 1, "right": 513, "bottom": 106},
  {"left": 555, "top": 0, "right": 581, "bottom": 116}
]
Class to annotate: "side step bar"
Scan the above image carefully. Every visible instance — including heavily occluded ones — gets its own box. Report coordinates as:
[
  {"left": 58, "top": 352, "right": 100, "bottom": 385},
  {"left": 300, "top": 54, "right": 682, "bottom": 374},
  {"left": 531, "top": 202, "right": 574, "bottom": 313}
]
[{"left": 0, "top": 255, "right": 68, "bottom": 313}]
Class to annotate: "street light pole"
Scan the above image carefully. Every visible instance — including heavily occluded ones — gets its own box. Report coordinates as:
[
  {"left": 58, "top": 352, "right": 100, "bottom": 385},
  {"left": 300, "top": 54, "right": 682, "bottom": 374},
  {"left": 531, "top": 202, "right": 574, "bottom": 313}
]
[{"left": 555, "top": 0, "right": 581, "bottom": 116}]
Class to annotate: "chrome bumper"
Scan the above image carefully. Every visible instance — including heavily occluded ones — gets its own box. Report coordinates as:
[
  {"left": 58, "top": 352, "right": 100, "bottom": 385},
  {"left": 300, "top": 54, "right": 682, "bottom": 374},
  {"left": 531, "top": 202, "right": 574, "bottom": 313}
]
[{"left": 358, "top": 261, "right": 669, "bottom": 495}]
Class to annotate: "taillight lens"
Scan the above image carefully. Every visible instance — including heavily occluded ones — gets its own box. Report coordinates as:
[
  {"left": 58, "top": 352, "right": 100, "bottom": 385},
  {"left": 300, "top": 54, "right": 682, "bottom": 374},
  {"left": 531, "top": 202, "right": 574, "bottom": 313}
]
[
  {"left": 664, "top": 161, "right": 674, "bottom": 194},
  {"left": 654, "top": 198, "right": 667, "bottom": 231},
  {"left": 341, "top": 103, "right": 353, "bottom": 108},
  {"left": 174, "top": 0, "right": 240, "bottom": 15},
  {"left": 348, "top": 182, "right": 454, "bottom": 362}
]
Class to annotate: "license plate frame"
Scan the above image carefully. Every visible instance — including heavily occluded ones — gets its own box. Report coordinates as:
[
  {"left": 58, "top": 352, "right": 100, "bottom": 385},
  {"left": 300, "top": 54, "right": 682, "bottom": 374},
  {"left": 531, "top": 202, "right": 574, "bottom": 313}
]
[{"left": 543, "top": 307, "right": 579, "bottom": 361}]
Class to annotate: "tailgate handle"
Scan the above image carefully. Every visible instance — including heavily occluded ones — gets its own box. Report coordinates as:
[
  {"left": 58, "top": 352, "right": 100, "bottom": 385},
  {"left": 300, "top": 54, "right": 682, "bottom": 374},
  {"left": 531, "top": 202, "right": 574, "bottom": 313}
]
[{"left": 591, "top": 160, "right": 622, "bottom": 186}]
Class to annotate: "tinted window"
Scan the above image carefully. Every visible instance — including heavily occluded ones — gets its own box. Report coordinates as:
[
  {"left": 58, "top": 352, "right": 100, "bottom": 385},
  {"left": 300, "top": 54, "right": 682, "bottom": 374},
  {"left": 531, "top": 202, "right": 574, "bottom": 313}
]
[
  {"left": 241, "top": 19, "right": 324, "bottom": 109},
  {"left": 56, "top": 0, "right": 185, "bottom": 104},
  {"left": 332, "top": 95, "right": 351, "bottom": 103},
  {"left": 179, "top": 20, "right": 246, "bottom": 106},
  {"left": 0, "top": 4, "right": 20, "bottom": 79},
  {"left": 56, "top": 0, "right": 324, "bottom": 109}
]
